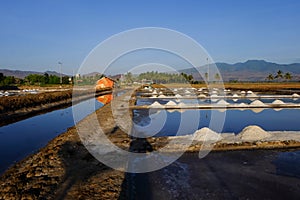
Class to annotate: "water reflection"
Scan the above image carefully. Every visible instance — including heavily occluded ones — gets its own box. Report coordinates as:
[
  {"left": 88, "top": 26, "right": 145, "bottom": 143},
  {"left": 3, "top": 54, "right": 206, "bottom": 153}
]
[
  {"left": 133, "top": 108, "right": 300, "bottom": 137},
  {"left": 96, "top": 94, "right": 113, "bottom": 105},
  {"left": 0, "top": 97, "right": 105, "bottom": 174}
]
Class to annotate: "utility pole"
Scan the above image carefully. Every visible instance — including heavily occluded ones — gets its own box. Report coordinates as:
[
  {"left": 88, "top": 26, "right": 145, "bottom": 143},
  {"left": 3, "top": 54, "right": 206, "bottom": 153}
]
[
  {"left": 207, "top": 58, "right": 209, "bottom": 83},
  {"left": 58, "top": 62, "right": 62, "bottom": 86}
]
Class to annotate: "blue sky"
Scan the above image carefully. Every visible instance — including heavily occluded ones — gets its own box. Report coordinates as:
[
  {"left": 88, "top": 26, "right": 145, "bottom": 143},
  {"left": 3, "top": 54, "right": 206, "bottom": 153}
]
[{"left": 0, "top": 0, "right": 300, "bottom": 75}]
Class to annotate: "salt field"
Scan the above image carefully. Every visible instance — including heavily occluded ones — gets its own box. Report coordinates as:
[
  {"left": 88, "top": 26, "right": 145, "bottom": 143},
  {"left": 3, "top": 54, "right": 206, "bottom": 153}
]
[{"left": 133, "top": 88, "right": 300, "bottom": 137}]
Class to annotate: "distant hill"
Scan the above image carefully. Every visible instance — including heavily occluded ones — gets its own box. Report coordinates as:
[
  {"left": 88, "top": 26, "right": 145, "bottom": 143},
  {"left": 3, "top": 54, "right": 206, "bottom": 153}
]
[
  {"left": 0, "top": 69, "right": 68, "bottom": 79},
  {"left": 179, "top": 60, "right": 300, "bottom": 81}
]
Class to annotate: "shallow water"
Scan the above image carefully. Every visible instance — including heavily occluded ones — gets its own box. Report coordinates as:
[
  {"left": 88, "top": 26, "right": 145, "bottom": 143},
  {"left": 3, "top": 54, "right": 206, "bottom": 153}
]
[
  {"left": 133, "top": 108, "right": 300, "bottom": 137},
  {"left": 136, "top": 97, "right": 300, "bottom": 105},
  {"left": 0, "top": 98, "right": 104, "bottom": 173}
]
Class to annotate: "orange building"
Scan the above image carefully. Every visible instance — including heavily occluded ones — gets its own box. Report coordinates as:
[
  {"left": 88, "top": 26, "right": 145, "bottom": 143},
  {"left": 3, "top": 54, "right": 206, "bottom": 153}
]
[{"left": 95, "top": 77, "right": 114, "bottom": 90}]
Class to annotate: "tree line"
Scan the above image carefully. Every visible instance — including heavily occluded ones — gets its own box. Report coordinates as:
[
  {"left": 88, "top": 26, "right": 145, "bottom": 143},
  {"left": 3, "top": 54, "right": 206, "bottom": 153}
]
[
  {"left": 0, "top": 72, "right": 71, "bottom": 87},
  {"left": 266, "top": 70, "right": 292, "bottom": 81},
  {"left": 124, "top": 71, "right": 222, "bottom": 84}
]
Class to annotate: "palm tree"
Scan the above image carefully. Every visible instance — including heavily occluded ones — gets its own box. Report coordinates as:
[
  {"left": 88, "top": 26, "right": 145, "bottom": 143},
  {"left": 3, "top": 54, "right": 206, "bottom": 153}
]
[
  {"left": 275, "top": 70, "right": 283, "bottom": 79},
  {"left": 284, "top": 72, "right": 292, "bottom": 81},
  {"left": 204, "top": 72, "right": 208, "bottom": 81},
  {"left": 266, "top": 74, "right": 274, "bottom": 82},
  {"left": 214, "top": 73, "right": 220, "bottom": 82}
]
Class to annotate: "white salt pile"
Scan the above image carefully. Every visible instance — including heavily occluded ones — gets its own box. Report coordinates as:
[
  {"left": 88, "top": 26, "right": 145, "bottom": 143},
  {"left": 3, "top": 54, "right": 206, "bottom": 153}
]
[
  {"left": 246, "top": 91, "right": 257, "bottom": 97},
  {"left": 240, "top": 91, "right": 246, "bottom": 95},
  {"left": 152, "top": 90, "right": 158, "bottom": 95},
  {"left": 166, "top": 101, "right": 177, "bottom": 106},
  {"left": 193, "top": 127, "right": 221, "bottom": 141},
  {"left": 217, "top": 99, "right": 230, "bottom": 105},
  {"left": 175, "top": 94, "right": 182, "bottom": 98},
  {"left": 292, "top": 93, "right": 300, "bottom": 98},
  {"left": 198, "top": 94, "right": 206, "bottom": 98},
  {"left": 149, "top": 101, "right": 164, "bottom": 108},
  {"left": 238, "top": 125, "right": 271, "bottom": 141},
  {"left": 250, "top": 100, "right": 265, "bottom": 106},
  {"left": 238, "top": 103, "right": 247, "bottom": 107},
  {"left": 232, "top": 94, "right": 239, "bottom": 98},
  {"left": 211, "top": 94, "right": 218, "bottom": 102},
  {"left": 272, "top": 99, "right": 285, "bottom": 105},
  {"left": 185, "top": 90, "right": 191, "bottom": 94}
]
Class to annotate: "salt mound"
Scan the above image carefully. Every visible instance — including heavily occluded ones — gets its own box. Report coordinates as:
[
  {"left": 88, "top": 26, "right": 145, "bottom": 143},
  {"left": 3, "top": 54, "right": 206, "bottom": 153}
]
[
  {"left": 211, "top": 94, "right": 218, "bottom": 98},
  {"left": 185, "top": 90, "right": 191, "bottom": 94},
  {"left": 250, "top": 100, "right": 265, "bottom": 106},
  {"left": 217, "top": 99, "right": 229, "bottom": 105},
  {"left": 193, "top": 127, "right": 221, "bottom": 141},
  {"left": 198, "top": 94, "right": 206, "bottom": 98},
  {"left": 152, "top": 90, "right": 158, "bottom": 94},
  {"left": 292, "top": 93, "right": 300, "bottom": 98},
  {"left": 272, "top": 99, "right": 285, "bottom": 105},
  {"left": 232, "top": 94, "right": 239, "bottom": 98},
  {"left": 166, "top": 101, "right": 177, "bottom": 106},
  {"left": 247, "top": 92, "right": 257, "bottom": 97},
  {"left": 238, "top": 125, "right": 271, "bottom": 141},
  {"left": 149, "top": 101, "right": 164, "bottom": 108},
  {"left": 175, "top": 94, "right": 182, "bottom": 98},
  {"left": 238, "top": 103, "right": 247, "bottom": 107},
  {"left": 240, "top": 91, "right": 246, "bottom": 95}
]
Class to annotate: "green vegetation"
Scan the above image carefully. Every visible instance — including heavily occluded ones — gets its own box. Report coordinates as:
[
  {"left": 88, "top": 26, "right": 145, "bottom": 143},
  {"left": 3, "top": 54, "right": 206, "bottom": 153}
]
[
  {"left": 124, "top": 71, "right": 198, "bottom": 84},
  {"left": 266, "top": 70, "right": 293, "bottom": 82},
  {"left": 0, "top": 73, "right": 21, "bottom": 86},
  {"left": 75, "top": 74, "right": 104, "bottom": 85},
  {"left": 25, "top": 73, "right": 70, "bottom": 85},
  {"left": 0, "top": 72, "right": 73, "bottom": 87}
]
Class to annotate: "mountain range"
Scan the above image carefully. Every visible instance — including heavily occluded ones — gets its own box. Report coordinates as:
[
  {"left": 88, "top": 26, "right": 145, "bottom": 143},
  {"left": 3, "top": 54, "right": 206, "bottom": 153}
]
[
  {"left": 0, "top": 69, "right": 68, "bottom": 79},
  {"left": 179, "top": 60, "right": 300, "bottom": 81},
  {"left": 1, "top": 60, "right": 300, "bottom": 81}
]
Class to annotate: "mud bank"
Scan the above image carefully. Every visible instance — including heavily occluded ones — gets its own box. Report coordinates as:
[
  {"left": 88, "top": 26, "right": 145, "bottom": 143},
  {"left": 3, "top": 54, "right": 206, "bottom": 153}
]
[{"left": 0, "top": 89, "right": 111, "bottom": 126}]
